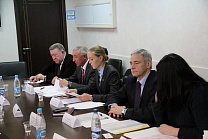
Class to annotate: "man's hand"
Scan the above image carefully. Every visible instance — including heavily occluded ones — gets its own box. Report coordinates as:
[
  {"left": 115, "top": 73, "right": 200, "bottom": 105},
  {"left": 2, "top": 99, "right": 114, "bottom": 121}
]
[
  {"left": 159, "top": 124, "right": 179, "bottom": 137},
  {"left": 65, "top": 89, "right": 77, "bottom": 94},
  {"left": 29, "top": 76, "right": 37, "bottom": 82},
  {"left": 51, "top": 76, "right": 58, "bottom": 84},
  {"left": 35, "top": 74, "right": 45, "bottom": 81},
  {"left": 76, "top": 93, "right": 92, "bottom": 102},
  {"left": 59, "top": 79, "right": 68, "bottom": 87},
  {"left": 108, "top": 105, "right": 126, "bottom": 118}
]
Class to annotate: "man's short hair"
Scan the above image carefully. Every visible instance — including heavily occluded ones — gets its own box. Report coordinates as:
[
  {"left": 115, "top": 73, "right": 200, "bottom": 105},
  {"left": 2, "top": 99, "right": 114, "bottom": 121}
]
[
  {"left": 73, "top": 46, "right": 88, "bottom": 56},
  {"left": 49, "top": 43, "right": 65, "bottom": 52},
  {"left": 131, "top": 49, "right": 152, "bottom": 68}
]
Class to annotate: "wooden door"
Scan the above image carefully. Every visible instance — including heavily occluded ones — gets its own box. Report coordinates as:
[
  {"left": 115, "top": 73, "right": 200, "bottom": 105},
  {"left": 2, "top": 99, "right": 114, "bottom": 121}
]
[{"left": 14, "top": 0, "right": 68, "bottom": 76}]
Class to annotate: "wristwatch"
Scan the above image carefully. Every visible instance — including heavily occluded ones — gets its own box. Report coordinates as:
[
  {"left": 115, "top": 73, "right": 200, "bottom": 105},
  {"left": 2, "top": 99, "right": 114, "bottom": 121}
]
[
  {"left": 90, "top": 96, "right": 93, "bottom": 101},
  {"left": 44, "top": 75, "right": 46, "bottom": 82},
  {"left": 68, "top": 81, "right": 72, "bottom": 88},
  {"left": 122, "top": 108, "right": 127, "bottom": 116}
]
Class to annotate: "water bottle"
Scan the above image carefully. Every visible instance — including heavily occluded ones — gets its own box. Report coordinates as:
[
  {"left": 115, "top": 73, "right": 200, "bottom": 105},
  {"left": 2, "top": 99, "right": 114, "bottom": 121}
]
[
  {"left": 91, "top": 109, "right": 101, "bottom": 139},
  {"left": 0, "top": 76, "right": 5, "bottom": 97},
  {"left": 36, "top": 108, "right": 46, "bottom": 139},
  {"left": 14, "top": 75, "right": 21, "bottom": 97}
]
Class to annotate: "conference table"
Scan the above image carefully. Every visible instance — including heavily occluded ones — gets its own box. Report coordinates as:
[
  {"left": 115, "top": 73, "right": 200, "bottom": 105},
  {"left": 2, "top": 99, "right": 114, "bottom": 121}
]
[{"left": 0, "top": 79, "right": 126, "bottom": 139}]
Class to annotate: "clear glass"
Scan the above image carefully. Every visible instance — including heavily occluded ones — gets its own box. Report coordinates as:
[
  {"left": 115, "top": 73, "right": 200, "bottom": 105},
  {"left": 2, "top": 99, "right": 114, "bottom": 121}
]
[
  {"left": 0, "top": 111, "right": 4, "bottom": 122},
  {"left": 23, "top": 121, "right": 31, "bottom": 135},
  {"left": 38, "top": 93, "right": 43, "bottom": 101},
  {"left": 3, "top": 84, "right": 8, "bottom": 91}
]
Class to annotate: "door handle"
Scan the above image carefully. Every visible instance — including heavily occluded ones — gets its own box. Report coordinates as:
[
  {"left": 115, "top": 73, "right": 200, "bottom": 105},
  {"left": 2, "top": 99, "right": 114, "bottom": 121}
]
[{"left": 23, "top": 48, "right": 31, "bottom": 51}]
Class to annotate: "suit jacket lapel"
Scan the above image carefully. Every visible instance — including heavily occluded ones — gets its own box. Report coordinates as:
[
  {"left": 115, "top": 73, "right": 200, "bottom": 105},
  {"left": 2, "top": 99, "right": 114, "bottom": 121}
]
[{"left": 99, "top": 64, "right": 108, "bottom": 90}]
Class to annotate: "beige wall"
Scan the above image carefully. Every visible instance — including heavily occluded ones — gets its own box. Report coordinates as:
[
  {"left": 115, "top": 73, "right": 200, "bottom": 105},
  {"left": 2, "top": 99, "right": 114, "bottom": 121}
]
[
  {"left": 1, "top": 0, "right": 208, "bottom": 80},
  {"left": 0, "top": 0, "right": 19, "bottom": 62},
  {"left": 65, "top": 0, "right": 208, "bottom": 80}
]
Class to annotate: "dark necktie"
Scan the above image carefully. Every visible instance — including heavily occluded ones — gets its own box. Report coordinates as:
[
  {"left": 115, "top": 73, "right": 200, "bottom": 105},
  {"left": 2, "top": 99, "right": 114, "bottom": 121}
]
[
  {"left": 81, "top": 68, "right": 84, "bottom": 84},
  {"left": 134, "top": 81, "right": 141, "bottom": 108},
  {"left": 57, "top": 64, "right": 61, "bottom": 76}
]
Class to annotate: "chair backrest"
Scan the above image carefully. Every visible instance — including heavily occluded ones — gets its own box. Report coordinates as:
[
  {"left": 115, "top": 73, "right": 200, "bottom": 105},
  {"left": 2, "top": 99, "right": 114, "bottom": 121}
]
[
  {"left": 0, "top": 61, "right": 28, "bottom": 79},
  {"left": 108, "top": 58, "right": 122, "bottom": 78},
  {"left": 122, "top": 68, "right": 131, "bottom": 86}
]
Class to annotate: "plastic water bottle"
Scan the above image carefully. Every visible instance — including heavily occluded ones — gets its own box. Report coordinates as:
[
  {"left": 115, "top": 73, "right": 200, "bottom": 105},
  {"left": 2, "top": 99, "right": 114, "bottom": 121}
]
[
  {"left": 36, "top": 108, "right": 46, "bottom": 139},
  {"left": 91, "top": 109, "right": 101, "bottom": 139},
  {"left": 14, "top": 75, "right": 21, "bottom": 97},
  {"left": 0, "top": 76, "right": 5, "bottom": 97}
]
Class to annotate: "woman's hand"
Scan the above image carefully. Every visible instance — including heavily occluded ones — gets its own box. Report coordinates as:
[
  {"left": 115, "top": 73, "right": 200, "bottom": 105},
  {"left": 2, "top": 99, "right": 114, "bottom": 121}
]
[
  {"left": 159, "top": 124, "right": 179, "bottom": 137},
  {"left": 155, "top": 92, "right": 158, "bottom": 102}
]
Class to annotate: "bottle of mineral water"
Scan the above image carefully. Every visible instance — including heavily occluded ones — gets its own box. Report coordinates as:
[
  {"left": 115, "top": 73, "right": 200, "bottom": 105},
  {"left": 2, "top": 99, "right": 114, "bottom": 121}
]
[
  {"left": 36, "top": 108, "right": 46, "bottom": 139},
  {"left": 14, "top": 75, "right": 21, "bottom": 97},
  {"left": 91, "top": 109, "right": 101, "bottom": 139},
  {"left": 0, "top": 76, "right": 5, "bottom": 97}
]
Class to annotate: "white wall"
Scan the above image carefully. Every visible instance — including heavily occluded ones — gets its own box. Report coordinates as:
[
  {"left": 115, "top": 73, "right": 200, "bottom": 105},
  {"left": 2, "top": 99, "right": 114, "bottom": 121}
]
[
  {"left": 0, "top": 0, "right": 19, "bottom": 62},
  {"left": 65, "top": 0, "right": 208, "bottom": 81}
]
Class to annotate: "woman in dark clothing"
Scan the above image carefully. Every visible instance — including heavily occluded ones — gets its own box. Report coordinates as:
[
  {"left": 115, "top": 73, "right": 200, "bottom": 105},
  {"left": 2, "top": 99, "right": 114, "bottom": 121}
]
[
  {"left": 76, "top": 45, "right": 120, "bottom": 103},
  {"left": 152, "top": 53, "right": 208, "bottom": 139}
]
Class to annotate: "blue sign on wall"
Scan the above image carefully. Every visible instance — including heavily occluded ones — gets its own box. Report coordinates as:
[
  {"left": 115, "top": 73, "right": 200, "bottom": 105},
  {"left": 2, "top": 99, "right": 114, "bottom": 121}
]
[{"left": 66, "top": 10, "right": 76, "bottom": 20}]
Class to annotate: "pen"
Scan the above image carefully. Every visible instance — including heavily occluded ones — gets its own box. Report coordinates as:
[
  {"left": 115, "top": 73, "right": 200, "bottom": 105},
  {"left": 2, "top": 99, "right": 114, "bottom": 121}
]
[
  {"left": 40, "top": 87, "right": 45, "bottom": 90},
  {"left": 99, "top": 113, "right": 109, "bottom": 120}
]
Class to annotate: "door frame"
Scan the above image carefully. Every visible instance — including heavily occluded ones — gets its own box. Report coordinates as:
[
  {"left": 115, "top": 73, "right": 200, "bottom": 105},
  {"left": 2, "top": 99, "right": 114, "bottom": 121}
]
[{"left": 13, "top": 0, "right": 68, "bottom": 62}]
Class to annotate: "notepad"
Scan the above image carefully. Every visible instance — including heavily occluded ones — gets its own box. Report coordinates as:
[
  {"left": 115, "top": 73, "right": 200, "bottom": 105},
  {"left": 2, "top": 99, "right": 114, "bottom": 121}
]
[{"left": 101, "top": 119, "right": 149, "bottom": 135}]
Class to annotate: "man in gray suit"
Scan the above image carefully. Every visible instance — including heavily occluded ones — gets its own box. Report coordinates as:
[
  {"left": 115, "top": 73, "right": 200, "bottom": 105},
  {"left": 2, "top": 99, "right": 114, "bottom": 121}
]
[{"left": 52, "top": 46, "right": 96, "bottom": 94}]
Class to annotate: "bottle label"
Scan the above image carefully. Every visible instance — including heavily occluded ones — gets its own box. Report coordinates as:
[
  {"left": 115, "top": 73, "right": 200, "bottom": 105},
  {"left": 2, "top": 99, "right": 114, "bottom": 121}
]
[
  {"left": 91, "top": 131, "right": 101, "bottom": 139},
  {"left": 0, "top": 88, "right": 5, "bottom": 96},
  {"left": 14, "top": 87, "right": 20, "bottom": 94},
  {"left": 36, "top": 129, "right": 46, "bottom": 139}
]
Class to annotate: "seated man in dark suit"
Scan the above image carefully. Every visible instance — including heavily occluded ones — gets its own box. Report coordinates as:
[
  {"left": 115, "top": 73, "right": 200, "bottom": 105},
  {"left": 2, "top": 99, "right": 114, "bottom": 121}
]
[
  {"left": 29, "top": 43, "right": 76, "bottom": 83},
  {"left": 52, "top": 46, "right": 96, "bottom": 94},
  {"left": 106, "top": 49, "right": 157, "bottom": 122}
]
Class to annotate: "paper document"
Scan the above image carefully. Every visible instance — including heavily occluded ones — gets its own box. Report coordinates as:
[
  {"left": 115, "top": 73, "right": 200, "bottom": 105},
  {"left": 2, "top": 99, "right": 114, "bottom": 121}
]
[
  {"left": 204, "top": 130, "right": 208, "bottom": 139},
  {"left": 124, "top": 127, "right": 177, "bottom": 139},
  {"left": 34, "top": 85, "right": 68, "bottom": 97},
  {"left": 54, "top": 79, "right": 68, "bottom": 91},
  {"left": 25, "top": 80, "right": 44, "bottom": 84},
  {"left": 102, "top": 119, "right": 149, "bottom": 135},
  {"left": 66, "top": 101, "right": 104, "bottom": 110},
  {"left": 76, "top": 112, "right": 118, "bottom": 128},
  {"left": 60, "top": 97, "right": 81, "bottom": 105}
]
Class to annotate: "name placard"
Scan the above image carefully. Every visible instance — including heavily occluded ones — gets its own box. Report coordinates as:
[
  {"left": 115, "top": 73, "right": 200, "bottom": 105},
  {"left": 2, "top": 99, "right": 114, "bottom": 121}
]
[{"left": 62, "top": 113, "right": 81, "bottom": 128}]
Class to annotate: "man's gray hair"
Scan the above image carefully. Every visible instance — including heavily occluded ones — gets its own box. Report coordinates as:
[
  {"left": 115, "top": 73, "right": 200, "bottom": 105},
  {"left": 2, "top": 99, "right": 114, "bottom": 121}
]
[
  {"left": 73, "top": 46, "right": 88, "bottom": 56},
  {"left": 49, "top": 43, "right": 65, "bottom": 52},
  {"left": 131, "top": 49, "right": 152, "bottom": 63}
]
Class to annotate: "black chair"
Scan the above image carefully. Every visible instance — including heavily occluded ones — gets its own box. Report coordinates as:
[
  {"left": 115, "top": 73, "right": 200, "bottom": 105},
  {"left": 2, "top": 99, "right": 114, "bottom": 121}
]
[
  {"left": 121, "top": 68, "right": 131, "bottom": 86},
  {"left": 0, "top": 61, "right": 28, "bottom": 79},
  {"left": 108, "top": 58, "right": 122, "bottom": 78}
]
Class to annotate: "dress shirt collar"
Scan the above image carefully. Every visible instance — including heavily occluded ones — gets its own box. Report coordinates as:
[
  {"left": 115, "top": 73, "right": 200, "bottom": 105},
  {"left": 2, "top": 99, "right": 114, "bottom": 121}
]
[
  {"left": 60, "top": 53, "right": 66, "bottom": 70},
  {"left": 98, "top": 64, "right": 105, "bottom": 85},
  {"left": 137, "top": 71, "right": 151, "bottom": 95},
  {"left": 81, "top": 59, "right": 89, "bottom": 74}
]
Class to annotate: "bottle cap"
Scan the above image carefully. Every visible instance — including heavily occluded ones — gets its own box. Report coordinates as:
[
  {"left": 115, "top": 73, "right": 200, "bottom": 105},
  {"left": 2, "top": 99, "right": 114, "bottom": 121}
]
[
  {"left": 93, "top": 109, "right": 98, "bottom": 113},
  {"left": 15, "top": 75, "right": 18, "bottom": 77},
  {"left": 37, "top": 108, "right": 42, "bottom": 113}
]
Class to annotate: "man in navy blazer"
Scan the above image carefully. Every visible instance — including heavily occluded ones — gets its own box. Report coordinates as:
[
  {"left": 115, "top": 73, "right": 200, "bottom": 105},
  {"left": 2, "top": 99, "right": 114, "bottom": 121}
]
[
  {"left": 55, "top": 46, "right": 96, "bottom": 94},
  {"left": 106, "top": 49, "right": 157, "bottom": 122},
  {"left": 29, "top": 43, "right": 76, "bottom": 83}
]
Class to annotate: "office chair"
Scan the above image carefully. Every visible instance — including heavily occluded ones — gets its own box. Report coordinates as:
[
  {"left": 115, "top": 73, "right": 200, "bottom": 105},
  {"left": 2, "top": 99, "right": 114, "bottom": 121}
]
[
  {"left": 108, "top": 58, "right": 122, "bottom": 78},
  {"left": 0, "top": 61, "right": 28, "bottom": 79},
  {"left": 121, "top": 69, "right": 131, "bottom": 86}
]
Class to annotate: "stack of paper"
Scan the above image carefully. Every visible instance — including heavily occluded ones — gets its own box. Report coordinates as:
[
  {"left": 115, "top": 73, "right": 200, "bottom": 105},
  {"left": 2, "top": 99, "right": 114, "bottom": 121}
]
[
  {"left": 66, "top": 101, "right": 104, "bottom": 110},
  {"left": 124, "top": 127, "right": 177, "bottom": 139},
  {"left": 101, "top": 119, "right": 149, "bottom": 135},
  {"left": 75, "top": 112, "right": 118, "bottom": 128}
]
